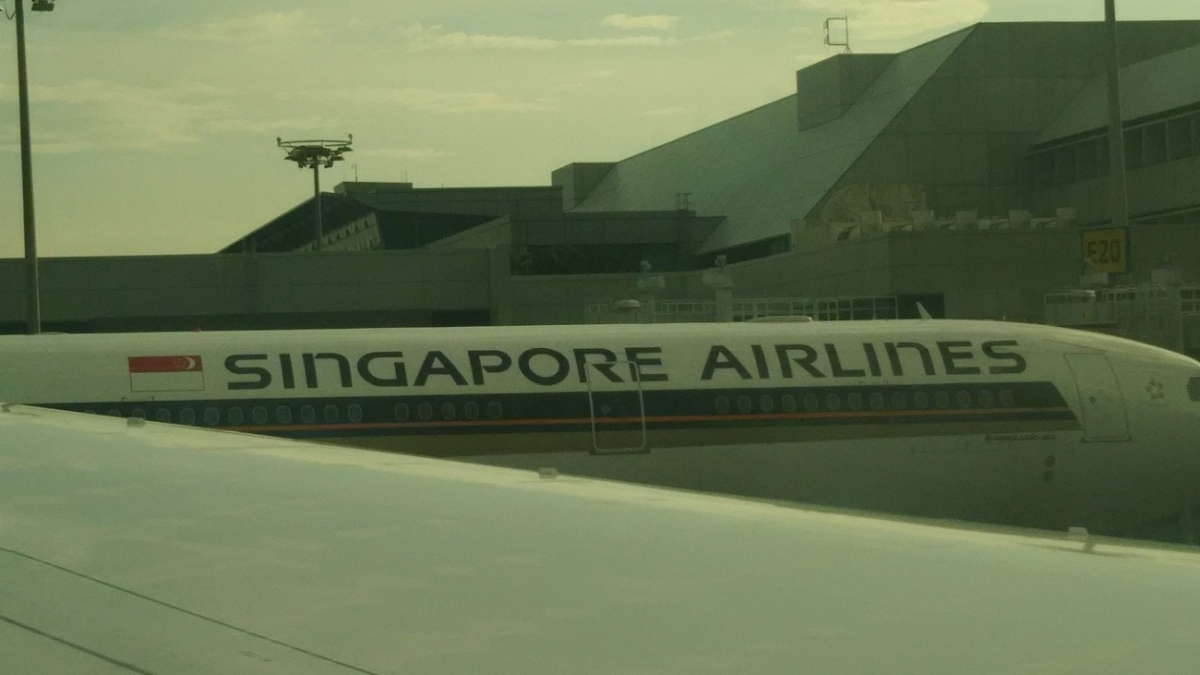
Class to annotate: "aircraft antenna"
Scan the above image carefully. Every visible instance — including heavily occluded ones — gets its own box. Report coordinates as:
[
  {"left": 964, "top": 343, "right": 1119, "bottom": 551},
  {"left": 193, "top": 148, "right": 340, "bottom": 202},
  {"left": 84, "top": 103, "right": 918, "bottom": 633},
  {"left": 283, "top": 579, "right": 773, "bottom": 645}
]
[{"left": 824, "top": 16, "right": 851, "bottom": 54}]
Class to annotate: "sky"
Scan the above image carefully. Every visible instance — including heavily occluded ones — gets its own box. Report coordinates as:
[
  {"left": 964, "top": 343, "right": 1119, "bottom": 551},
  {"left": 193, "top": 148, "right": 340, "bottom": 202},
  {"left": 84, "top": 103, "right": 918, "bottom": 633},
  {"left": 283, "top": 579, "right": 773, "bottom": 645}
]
[{"left": 1, "top": 0, "right": 1199, "bottom": 258}]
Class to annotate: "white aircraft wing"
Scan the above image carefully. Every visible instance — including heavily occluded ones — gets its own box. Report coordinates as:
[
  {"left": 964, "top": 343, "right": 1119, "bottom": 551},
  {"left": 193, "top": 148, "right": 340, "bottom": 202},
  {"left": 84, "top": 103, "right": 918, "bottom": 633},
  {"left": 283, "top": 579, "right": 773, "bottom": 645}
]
[{"left": 3, "top": 404, "right": 1200, "bottom": 675}]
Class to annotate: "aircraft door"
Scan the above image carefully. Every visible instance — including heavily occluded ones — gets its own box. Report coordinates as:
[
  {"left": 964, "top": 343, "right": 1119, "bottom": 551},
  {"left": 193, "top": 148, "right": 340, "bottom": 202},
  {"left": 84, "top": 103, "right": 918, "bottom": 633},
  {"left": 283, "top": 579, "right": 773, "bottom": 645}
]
[
  {"left": 585, "top": 361, "right": 647, "bottom": 454},
  {"left": 1064, "top": 353, "right": 1130, "bottom": 442}
]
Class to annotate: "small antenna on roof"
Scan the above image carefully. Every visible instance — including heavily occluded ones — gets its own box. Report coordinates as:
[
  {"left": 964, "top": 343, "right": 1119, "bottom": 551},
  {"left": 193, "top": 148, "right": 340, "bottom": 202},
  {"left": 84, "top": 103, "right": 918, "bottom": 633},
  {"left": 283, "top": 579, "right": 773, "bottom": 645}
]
[{"left": 824, "top": 16, "right": 851, "bottom": 54}]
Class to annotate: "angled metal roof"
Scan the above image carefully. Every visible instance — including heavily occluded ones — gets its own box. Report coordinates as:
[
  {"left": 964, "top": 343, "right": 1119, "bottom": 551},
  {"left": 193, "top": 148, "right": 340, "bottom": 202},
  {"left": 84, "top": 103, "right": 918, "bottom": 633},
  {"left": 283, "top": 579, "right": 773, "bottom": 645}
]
[
  {"left": 1038, "top": 42, "right": 1200, "bottom": 144},
  {"left": 569, "top": 28, "right": 974, "bottom": 254}
]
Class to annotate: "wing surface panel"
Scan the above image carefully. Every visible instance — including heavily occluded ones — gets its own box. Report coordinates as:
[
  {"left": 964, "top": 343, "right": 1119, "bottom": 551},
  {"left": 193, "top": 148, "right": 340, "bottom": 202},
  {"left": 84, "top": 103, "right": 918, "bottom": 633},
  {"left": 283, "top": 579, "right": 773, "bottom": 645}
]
[
  {"left": 0, "top": 617, "right": 135, "bottom": 674},
  {"left": 2, "top": 405, "right": 1200, "bottom": 674}
]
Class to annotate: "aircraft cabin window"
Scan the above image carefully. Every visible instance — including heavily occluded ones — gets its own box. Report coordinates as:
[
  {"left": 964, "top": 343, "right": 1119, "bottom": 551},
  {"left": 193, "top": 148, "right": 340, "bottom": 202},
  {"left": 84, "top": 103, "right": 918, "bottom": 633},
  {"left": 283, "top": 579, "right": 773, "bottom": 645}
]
[
  {"left": 418, "top": 403, "right": 433, "bottom": 421},
  {"left": 131, "top": 409, "right": 146, "bottom": 420},
  {"left": 203, "top": 408, "right": 220, "bottom": 426},
  {"left": 180, "top": 408, "right": 196, "bottom": 425},
  {"left": 934, "top": 391, "right": 951, "bottom": 409},
  {"left": 394, "top": 403, "right": 410, "bottom": 422},
  {"left": 999, "top": 389, "right": 1015, "bottom": 408},
  {"left": 956, "top": 391, "right": 972, "bottom": 408},
  {"left": 106, "top": 409, "right": 122, "bottom": 417},
  {"left": 487, "top": 401, "right": 503, "bottom": 420},
  {"left": 736, "top": 396, "right": 752, "bottom": 414},
  {"left": 803, "top": 393, "right": 819, "bottom": 412},
  {"left": 347, "top": 404, "right": 363, "bottom": 423},
  {"left": 155, "top": 409, "right": 171, "bottom": 423},
  {"left": 300, "top": 405, "right": 316, "bottom": 424},
  {"left": 1189, "top": 377, "right": 1200, "bottom": 401},
  {"left": 978, "top": 390, "right": 994, "bottom": 408},
  {"left": 847, "top": 392, "right": 863, "bottom": 411},
  {"left": 228, "top": 407, "right": 245, "bottom": 425},
  {"left": 276, "top": 406, "right": 293, "bottom": 424},
  {"left": 441, "top": 402, "right": 457, "bottom": 420},
  {"left": 324, "top": 405, "right": 339, "bottom": 423},
  {"left": 825, "top": 393, "right": 842, "bottom": 411},
  {"left": 781, "top": 394, "right": 797, "bottom": 413},
  {"left": 913, "top": 391, "right": 930, "bottom": 410},
  {"left": 464, "top": 401, "right": 480, "bottom": 420},
  {"left": 715, "top": 396, "right": 731, "bottom": 414},
  {"left": 252, "top": 407, "right": 268, "bottom": 425},
  {"left": 868, "top": 392, "right": 884, "bottom": 411},
  {"left": 759, "top": 395, "right": 774, "bottom": 413},
  {"left": 891, "top": 392, "right": 906, "bottom": 410}
]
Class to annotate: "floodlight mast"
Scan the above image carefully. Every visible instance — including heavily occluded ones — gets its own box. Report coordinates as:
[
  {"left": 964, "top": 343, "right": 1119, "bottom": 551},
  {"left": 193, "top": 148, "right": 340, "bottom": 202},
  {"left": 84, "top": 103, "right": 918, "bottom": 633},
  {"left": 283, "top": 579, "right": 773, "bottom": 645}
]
[
  {"left": 277, "top": 136, "right": 353, "bottom": 252},
  {"left": 1104, "top": 0, "right": 1129, "bottom": 231},
  {"left": 10, "top": 0, "right": 56, "bottom": 335}
]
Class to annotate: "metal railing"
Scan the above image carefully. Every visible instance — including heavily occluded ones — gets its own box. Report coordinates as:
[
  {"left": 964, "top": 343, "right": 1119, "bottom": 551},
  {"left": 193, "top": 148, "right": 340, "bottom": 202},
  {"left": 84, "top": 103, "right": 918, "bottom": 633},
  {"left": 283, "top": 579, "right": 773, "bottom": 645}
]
[{"left": 587, "top": 295, "right": 900, "bottom": 324}]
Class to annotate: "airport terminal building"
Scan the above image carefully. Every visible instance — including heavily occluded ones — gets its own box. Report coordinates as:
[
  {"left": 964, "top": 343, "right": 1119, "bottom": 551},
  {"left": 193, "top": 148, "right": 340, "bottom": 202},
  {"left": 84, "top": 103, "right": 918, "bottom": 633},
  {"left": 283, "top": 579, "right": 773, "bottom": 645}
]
[{"left": 5, "top": 21, "right": 1200, "bottom": 352}]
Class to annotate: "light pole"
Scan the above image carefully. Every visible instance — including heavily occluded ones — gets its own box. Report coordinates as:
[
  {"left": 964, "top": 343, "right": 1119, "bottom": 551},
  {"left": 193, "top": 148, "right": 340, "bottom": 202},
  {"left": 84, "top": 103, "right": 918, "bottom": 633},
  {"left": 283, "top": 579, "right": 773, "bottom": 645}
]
[
  {"left": 11, "top": 0, "right": 55, "bottom": 334},
  {"left": 277, "top": 136, "right": 352, "bottom": 251},
  {"left": 1104, "top": 0, "right": 1129, "bottom": 230}
]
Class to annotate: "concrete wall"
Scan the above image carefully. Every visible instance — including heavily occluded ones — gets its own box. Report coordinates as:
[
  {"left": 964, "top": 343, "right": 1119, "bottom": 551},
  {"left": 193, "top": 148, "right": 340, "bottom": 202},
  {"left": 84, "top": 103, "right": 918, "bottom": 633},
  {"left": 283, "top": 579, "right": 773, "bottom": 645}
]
[
  {"left": 0, "top": 223, "right": 1147, "bottom": 332},
  {"left": 0, "top": 250, "right": 493, "bottom": 333},
  {"left": 1124, "top": 222, "right": 1200, "bottom": 282},
  {"left": 720, "top": 237, "right": 893, "bottom": 298},
  {"left": 828, "top": 23, "right": 1098, "bottom": 222},
  {"left": 506, "top": 272, "right": 693, "bottom": 325},
  {"left": 717, "top": 226, "right": 1079, "bottom": 321},
  {"left": 423, "top": 217, "right": 513, "bottom": 251},
  {"left": 551, "top": 163, "right": 616, "bottom": 209},
  {"left": 822, "top": 23, "right": 1200, "bottom": 224},
  {"left": 888, "top": 228, "right": 1080, "bottom": 321},
  {"left": 1034, "top": 155, "right": 1200, "bottom": 225},
  {"left": 796, "top": 54, "right": 896, "bottom": 130},
  {"left": 340, "top": 184, "right": 564, "bottom": 222}
]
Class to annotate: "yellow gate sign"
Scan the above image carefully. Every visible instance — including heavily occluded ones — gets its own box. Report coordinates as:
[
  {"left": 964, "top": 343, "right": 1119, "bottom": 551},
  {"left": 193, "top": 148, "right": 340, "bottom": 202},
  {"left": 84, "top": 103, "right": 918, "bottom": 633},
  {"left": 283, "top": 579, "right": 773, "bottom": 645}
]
[{"left": 1082, "top": 227, "right": 1129, "bottom": 274}]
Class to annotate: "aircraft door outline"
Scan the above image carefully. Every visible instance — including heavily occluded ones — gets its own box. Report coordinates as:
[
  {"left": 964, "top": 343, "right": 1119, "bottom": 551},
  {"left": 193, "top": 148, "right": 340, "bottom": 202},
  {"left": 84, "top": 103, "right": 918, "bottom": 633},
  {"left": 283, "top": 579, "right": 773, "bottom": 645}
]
[
  {"left": 1064, "top": 353, "right": 1131, "bottom": 442},
  {"left": 585, "top": 361, "right": 648, "bottom": 455}
]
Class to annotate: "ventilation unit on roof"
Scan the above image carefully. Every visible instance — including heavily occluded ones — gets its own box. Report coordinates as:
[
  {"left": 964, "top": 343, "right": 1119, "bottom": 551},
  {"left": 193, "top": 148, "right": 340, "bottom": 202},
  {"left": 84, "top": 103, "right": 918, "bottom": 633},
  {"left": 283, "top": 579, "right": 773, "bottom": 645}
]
[{"left": 954, "top": 211, "right": 979, "bottom": 230}]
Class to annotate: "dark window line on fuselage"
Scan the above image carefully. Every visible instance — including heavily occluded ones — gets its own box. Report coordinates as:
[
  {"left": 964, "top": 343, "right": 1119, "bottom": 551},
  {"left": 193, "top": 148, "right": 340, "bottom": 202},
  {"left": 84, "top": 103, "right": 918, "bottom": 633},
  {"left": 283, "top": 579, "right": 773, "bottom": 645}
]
[{"left": 58, "top": 381, "right": 1073, "bottom": 433}]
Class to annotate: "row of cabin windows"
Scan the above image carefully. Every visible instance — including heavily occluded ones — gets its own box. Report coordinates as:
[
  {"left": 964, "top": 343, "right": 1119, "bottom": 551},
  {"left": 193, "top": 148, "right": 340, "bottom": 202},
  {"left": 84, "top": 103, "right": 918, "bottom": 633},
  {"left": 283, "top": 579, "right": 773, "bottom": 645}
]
[
  {"left": 1032, "top": 109, "right": 1200, "bottom": 188},
  {"left": 712, "top": 388, "right": 1016, "bottom": 415},
  {"left": 89, "top": 388, "right": 1019, "bottom": 425},
  {"left": 92, "top": 400, "right": 507, "bottom": 426}
]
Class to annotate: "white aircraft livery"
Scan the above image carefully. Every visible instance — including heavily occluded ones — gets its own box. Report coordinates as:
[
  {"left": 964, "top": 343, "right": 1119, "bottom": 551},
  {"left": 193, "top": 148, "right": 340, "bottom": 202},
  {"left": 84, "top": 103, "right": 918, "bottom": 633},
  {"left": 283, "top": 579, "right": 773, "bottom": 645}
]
[
  {"left": 8, "top": 405, "right": 1200, "bottom": 673},
  {"left": 2, "top": 319, "right": 1199, "bottom": 536}
]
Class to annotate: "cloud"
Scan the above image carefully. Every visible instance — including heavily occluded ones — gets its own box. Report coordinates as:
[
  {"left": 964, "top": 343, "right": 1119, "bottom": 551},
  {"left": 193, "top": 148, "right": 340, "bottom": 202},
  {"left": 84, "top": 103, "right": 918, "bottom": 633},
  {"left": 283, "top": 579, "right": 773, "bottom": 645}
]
[
  {"left": 200, "top": 116, "right": 338, "bottom": 135},
  {"left": 797, "top": 0, "right": 988, "bottom": 41},
  {"left": 400, "top": 24, "right": 557, "bottom": 51},
  {"left": 0, "top": 135, "right": 97, "bottom": 155},
  {"left": 399, "top": 24, "right": 678, "bottom": 51},
  {"left": 559, "top": 69, "right": 615, "bottom": 91},
  {"left": 26, "top": 80, "right": 233, "bottom": 151},
  {"left": 692, "top": 29, "right": 741, "bottom": 42},
  {"left": 641, "top": 107, "right": 687, "bottom": 117},
  {"left": 167, "top": 10, "right": 322, "bottom": 43},
  {"left": 360, "top": 148, "right": 455, "bottom": 160},
  {"left": 602, "top": 14, "right": 680, "bottom": 31},
  {"left": 3, "top": 81, "right": 332, "bottom": 153},
  {"left": 324, "top": 87, "right": 556, "bottom": 114},
  {"left": 565, "top": 36, "right": 676, "bottom": 48}
]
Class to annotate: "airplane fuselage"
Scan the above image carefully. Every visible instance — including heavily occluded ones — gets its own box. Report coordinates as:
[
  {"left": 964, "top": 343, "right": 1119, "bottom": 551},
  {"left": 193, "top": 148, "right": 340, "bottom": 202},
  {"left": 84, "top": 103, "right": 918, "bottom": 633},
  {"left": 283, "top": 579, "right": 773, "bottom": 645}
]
[{"left": 3, "top": 320, "right": 1199, "bottom": 535}]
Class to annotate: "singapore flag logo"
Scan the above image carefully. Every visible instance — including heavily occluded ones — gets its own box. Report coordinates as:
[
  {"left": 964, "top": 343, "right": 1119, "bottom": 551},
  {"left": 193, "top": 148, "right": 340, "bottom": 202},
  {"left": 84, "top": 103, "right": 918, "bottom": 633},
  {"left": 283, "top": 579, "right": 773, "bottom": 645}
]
[{"left": 127, "top": 355, "right": 205, "bottom": 392}]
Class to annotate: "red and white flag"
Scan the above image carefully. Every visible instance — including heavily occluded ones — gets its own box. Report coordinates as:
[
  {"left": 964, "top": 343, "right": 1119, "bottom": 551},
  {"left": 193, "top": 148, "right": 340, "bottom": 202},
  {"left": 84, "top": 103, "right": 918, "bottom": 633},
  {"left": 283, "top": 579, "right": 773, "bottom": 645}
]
[{"left": 128, "top": 355, "right": 205, "bottom": 392}]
